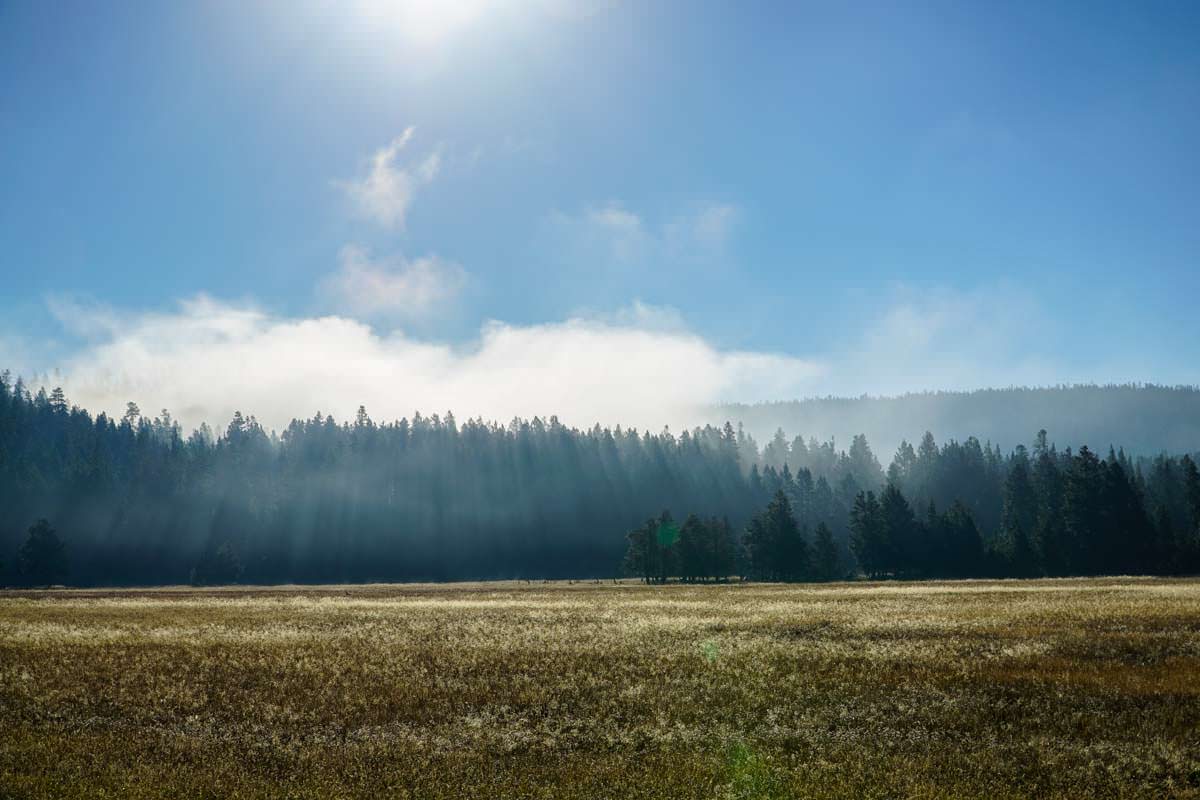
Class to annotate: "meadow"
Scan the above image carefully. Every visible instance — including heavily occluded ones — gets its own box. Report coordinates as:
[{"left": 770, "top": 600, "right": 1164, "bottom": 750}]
[{"left": 1, "top": 578, "right": 1198, "bottom": 799}]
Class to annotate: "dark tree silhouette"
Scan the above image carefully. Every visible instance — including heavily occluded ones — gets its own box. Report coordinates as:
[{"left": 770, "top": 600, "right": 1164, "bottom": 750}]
[
  {"left": 812, "top": 522, "right": 839, "bottom": 581},
  {"left": 743, "top": 490, "right": 809, "bottom": 582},
  {"left": 19, "top": 519, "right": 68, "bottom": 587},
  {"left": 191, "top": 540, "right": 244, "bottom": 586},
  {"left": 850, "top": 491, "right": 887, "bottom": 579}
]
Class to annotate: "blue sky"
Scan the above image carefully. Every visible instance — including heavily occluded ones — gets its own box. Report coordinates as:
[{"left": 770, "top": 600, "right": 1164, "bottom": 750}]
[{"left": 1, "top": 1, "right": 1198, "bottom": 430}]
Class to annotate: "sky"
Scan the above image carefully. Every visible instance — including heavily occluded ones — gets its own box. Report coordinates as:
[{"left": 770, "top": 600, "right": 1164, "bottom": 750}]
[{"left": 1, "top": 0, "right": 1198, "bottom": 432}]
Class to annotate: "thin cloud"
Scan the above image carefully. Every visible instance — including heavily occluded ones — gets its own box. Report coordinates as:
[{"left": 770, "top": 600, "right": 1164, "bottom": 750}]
[
  {"left": 666, "top": 203, "right": 738, "bottom": 252},
  {"left": 834, "top": 284, "right": 1063, "bottom": 396},
  {"left": 548, "top": 200, "right": 740, "bottom": 270},
  {"left": 337, "top": 128, "right": 442, "bottom": 229}
]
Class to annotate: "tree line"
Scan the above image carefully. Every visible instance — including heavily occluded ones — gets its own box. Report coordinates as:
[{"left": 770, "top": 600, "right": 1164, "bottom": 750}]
[
  {"left": 2, "top": 372, "right": 1199, "bottom": 586},
  {"left": 622, "top": 430, "right": 1200, "bottom": 583}
]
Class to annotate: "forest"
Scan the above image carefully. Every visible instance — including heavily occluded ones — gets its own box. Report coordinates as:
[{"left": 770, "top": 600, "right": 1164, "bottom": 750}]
[
  {"left": 2, "top": 371, "right": 1199, "bottom": 586},
  {"left": 718, "top": 383, "right": 1200, "bottom": 457}
]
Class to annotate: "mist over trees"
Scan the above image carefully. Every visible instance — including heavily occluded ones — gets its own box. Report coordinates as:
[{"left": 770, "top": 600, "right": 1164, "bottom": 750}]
[
  {"left": 2, "top": 371, "right": 1199, "bottom": 587},
  {"left": 0, "top": 373, "right": 753, "bottom": 585},
  {"left": 718, "top": 384, "right": 1200, "bottom": 458}
]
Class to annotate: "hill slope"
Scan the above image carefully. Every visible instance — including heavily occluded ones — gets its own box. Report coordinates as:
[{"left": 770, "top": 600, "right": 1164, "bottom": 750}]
[{"left": 716, "top": 384, "right": 1200, "bottom": 456}]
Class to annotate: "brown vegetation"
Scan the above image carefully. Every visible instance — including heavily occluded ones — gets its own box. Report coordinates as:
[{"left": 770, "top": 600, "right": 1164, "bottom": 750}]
[{"left": 2, "top": 578, "right": 1199, "bottom": 798}]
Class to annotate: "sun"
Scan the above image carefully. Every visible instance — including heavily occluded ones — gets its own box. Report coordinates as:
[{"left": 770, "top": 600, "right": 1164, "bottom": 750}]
[{"left": 358, "top": 0, "right": 497, "bottom": 47}]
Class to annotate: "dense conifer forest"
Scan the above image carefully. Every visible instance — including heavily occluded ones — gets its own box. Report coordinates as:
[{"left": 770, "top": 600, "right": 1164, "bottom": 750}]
[{"left": 2, "top": 372, "right": 1198, "bottom": 586}]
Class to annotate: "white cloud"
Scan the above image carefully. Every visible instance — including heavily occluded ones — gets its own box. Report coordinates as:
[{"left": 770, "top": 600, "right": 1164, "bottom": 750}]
[
  {"left": 24, "top": 285, "right": 1194, "bottom": 440},
  {"left": 337, "top": 128, "right": 442, "bottom": 229},
  {"left": 41, "top": 297, "right": 824, "bottom": 435},
  {"left": 321, "top": 245, "right": 467, "bottom": 320}
]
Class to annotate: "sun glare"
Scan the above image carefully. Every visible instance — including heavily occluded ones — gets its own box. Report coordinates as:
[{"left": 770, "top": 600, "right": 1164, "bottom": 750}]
[{"left": 359, "top": 0, "right": 496, "bottom": 46}]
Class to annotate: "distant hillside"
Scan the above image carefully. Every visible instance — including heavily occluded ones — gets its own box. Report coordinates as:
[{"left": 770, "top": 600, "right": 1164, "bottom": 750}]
[{"left": 716, "top": 384, "right": 1200, "bottom": 457}]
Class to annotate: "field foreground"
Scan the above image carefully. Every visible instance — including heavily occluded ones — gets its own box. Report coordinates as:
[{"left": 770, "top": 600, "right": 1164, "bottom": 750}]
[{"left": 2, "top": 578, "right": 1199, "bottom": 799}]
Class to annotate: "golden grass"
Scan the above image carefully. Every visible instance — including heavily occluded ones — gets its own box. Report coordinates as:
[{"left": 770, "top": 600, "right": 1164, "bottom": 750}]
[{"left": 2, "top": 577, "right": 1199, "bottom": 798}]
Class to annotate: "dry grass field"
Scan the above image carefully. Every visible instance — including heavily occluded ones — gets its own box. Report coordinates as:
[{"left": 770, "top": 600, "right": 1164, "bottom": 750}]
[{"left": 2, "top": 578, "right": 1199, "bottom": 799}]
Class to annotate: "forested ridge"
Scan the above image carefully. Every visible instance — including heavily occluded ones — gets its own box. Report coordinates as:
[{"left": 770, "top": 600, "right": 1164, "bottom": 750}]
[
  {"left": 719, "top": 384, "right": 1200, "bottom": 458},
  {"left": 2, "top": 371, "right": 1199, "bottom": 586}
]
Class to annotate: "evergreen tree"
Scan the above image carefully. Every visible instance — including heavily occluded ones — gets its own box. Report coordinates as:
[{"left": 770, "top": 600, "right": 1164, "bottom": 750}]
[
  {"left": 1001, "top": 446, "right": 1040, "bottom": 576},
  {"left": 19, "top": 519, "right": 68, "bottom": 587},
  {"left": 887, "top": 440, "right": 917, "bottom": 490},
  {"left": 1032, "top": 430, "right": 1067, "bottom": 576},
  {"left": 941, "top": 501, "right": 984, "bottom": 578},
  {"left": 677, "top": 514, "right": 707, "bottom": 582},
  {"left": 1102, "top": 453, "right": 1153, "bottom": 574},
  {"left": 879, "top": 483, "right": 921, "bottom": 578},
  {"left": 1182, "top": 455, "right": 1200, "bottom": 572},
  {"left": 1004, "top": 520, "right": 1039, "bottom": 578},
  {"left": 191, "top": 540, "right": 244, "bottom": 586},
  {"left": 847, "top": 434, "right": 885, "bottom": 491},
  {"left": 1063, "top": 445, "right": 1105, "bottom": 574},
  {"left": 48, "top": 387, "right": 68, "bottom": 415},
  {"left": 850, "top": 491, "right": 887, "bottom": 579},
  {"left": 812, "top": 522, "right": 839, "bottom": 581},
  {"left": 653, "top": 510, "right": 679, "bottom": 583},
  {"left": 742, "top": 490, "right": 809, "bottom": 581},
  {"left": 708, "top": 517, "right": 737, "bottom": 581},
  {"left": 1002, "top": 447, "right": 1037, "bottom": 543},
  {"left": 1154, "top": 506, "right": 1178, "bottom": 574},
  {"left": 623, "top": 518, "right": 660, "bottom": 584}
]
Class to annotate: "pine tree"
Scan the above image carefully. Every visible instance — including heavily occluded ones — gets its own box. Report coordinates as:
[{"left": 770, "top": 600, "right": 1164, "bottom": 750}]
[
  {"left": 19, "top": 519, "right": 68, "bottom": 587},
  {"left": 942, "top": 501, "right": 985, "bottom": 578},
  {"left": 709, "top": 517, "right": 737, "bottom": 581},
  {"left": 191, "top": 540, "right": 243, "bottom": 586},
  {"left": 1005, "top": 521, "right": 1039, "bottom": 578},
  {"left": 879, "top": 483, "right": 921, "bottom": 578},
  {"left": 813, "top": 522, "right": 839, "bottom": 581},
  {"left": 677, "top": 514, "right": 707, "bottom": 582},
  {"left": 850, "top": 491, "right": 887, "bottom": 579},
  {"left": 1002, "top": 446, "right": 1040, "bottom": 576},
  {"left": 1154, "top": 505, "right": 1178, "bottom": 574},
  {"left": 123, "top": 401, "right": 141, "bottom": 427},
  {"left": 654, "top": 510, "right": 679, "bottom": 583},
  {"left": 1032, "top": 430, "right": 1067, "bottom": 576},
  {"left": 743, "top": 491, "right": 808, "bottom": 582},
  {"left": 48, "top": 387, "right": 68, "bottom": 415},
  {"left": 1182, "top": 455, "right": 1200, "bottom": 572},
  {"left": 1064, "top": 445, "right": 1105, "bottom": 574},
  {"left": 847, "top": 434, "right": 884, "bottom": 491},
  {"left": 623, "top": 518, "right": 659, "bottom": 584}
]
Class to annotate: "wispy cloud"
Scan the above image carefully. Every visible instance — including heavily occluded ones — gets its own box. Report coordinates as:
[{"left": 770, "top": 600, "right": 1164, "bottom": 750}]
[
  {"left": 829, "top": 284, "right": 1081, "bottom": 397},
  {"left": 320, "top": 245, "right": 467, "bottom": 320},
  {"left": 337, "top": 128, "right": 442, "bottom": 229},
  {"left": 545, "top": 200, "right": 740, "bottom": 276},
  {"left": 665, "top": 203, "right": 738, "bottom": 252},
  {"left": 578, "top": 203, "right": 648, "bottom": 262}
]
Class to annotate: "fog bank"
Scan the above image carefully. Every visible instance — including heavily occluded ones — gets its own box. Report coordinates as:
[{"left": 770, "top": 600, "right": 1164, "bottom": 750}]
[{"left": 41, "top": 296, "right": 823, "bottom": 433}]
